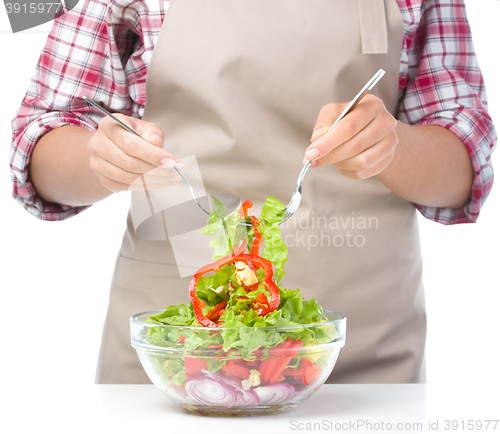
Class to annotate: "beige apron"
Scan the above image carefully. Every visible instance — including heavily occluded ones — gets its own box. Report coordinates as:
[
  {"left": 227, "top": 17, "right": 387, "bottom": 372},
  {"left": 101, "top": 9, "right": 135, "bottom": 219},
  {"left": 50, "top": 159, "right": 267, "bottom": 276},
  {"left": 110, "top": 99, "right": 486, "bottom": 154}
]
[{"left": 96, "top": 0, "right": 426, "bottom": 384}]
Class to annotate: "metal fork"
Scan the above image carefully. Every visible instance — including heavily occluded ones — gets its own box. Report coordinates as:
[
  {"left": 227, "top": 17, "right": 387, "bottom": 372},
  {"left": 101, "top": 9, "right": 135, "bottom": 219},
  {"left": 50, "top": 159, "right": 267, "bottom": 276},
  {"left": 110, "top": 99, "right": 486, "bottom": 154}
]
[
  {"left": 83, "top": 97, "right": 256, "bottom": 229},
  {"left": 82, "top": 96, "right": 211, "bottom": 216},
  {"left": 281, "top": 69, "right": 386, "bottom": 224}
]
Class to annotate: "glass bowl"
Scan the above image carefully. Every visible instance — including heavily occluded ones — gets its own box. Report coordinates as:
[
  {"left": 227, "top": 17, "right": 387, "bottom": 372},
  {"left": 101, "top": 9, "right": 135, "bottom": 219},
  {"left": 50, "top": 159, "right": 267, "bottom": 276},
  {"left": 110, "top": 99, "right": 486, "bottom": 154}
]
[{"left": 130, "top": 309, "right": 346, "bottom": 416}]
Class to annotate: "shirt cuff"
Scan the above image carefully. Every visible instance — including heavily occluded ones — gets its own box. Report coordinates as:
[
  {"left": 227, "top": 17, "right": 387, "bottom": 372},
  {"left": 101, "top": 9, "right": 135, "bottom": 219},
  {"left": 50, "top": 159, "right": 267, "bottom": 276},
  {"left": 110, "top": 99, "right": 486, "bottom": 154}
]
[{"left": 412, "top": 108, "right": 496, "bottom": 225}]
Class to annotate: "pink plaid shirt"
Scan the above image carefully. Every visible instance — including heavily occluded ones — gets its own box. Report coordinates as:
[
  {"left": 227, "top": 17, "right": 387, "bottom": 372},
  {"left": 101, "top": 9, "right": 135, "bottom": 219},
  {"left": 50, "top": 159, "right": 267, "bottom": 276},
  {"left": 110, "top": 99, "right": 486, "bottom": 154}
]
[{"left": 10, "top": 0, "right": 497, "bottom": 224}]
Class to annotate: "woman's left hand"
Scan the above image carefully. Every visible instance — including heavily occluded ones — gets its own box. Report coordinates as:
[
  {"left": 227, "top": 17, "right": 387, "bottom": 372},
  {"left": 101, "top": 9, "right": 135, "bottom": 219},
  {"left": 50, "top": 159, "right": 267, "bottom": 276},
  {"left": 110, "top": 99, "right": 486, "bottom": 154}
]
[{"left": 304, "top": 94, "right": 399, "bottom": 180}]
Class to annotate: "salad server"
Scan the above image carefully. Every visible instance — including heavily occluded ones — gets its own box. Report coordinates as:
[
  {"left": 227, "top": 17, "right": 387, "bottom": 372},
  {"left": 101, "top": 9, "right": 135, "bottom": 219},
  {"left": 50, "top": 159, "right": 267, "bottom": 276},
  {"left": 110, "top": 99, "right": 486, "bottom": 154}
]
[{"left": 281, "top": 68, "right": 386, "bottom": 223}]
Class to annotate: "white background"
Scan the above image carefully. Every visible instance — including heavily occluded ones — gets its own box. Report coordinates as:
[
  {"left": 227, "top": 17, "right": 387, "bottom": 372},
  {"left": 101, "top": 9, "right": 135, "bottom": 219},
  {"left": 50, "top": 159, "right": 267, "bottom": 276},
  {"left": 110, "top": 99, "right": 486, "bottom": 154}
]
[{"left": 0, "top": 0, "right": 498, "bottom": 417}]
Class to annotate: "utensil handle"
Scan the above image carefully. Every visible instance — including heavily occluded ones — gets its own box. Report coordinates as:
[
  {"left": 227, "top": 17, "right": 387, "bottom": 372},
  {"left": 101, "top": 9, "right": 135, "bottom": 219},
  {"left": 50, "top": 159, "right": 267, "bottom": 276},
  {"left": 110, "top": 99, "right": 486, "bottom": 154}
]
[
  {"left": 300, "top": 69, "right": 386, "bottom": 183},
  {"left": 327, "top": 69, "right": 386, "bottom": 132},
  {"left": 83, "top": 96, "right": 141, "bottom": 137}
]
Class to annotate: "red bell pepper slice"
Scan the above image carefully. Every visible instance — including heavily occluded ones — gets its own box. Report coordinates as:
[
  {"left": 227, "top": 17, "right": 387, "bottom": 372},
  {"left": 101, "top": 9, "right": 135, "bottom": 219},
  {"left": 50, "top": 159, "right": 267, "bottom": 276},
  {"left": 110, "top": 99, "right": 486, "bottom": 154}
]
[
  {"left": 268, "top": 340, "right": 303, "bottom": 384},
  {"left": 281, "top": 356, "right": 321, "bottom": 384},
  {"left": 258, "top": 338, "right": 292, "bottom": 383},
  {"left": 189, "top": 253, "right": 280, "bottom": 327},
  {"left": 258, "top": 357, "right": 274, "bottom": 383},
  {"left": 255, "top": 292, "right": 268, "bottom": 305},
  {"left": 185, "top": 357, "right": 208, "bottom": 379},
  {"left": 268, "top": 337, "right": 292, "bottom": 356},
  {"left": 189, "top": 199, "right": 281, "bottom": 327},
  {"left": 222, "top": 200, "right": 252, "bottom": 257},
  {"left": 222, "top": 361, "right": 251, "bottom": 380},
  {"left": 302, "top": 360, "right": 322, "bottom": 386},
  {"left": 189, "top": 253, "right": 241, "bottom": 327},
  {"left": 251, "top": 216, "right": 263, "bottom": 256},
  {"left": 205, "top": 301, "right": 227, "bottom": 322},
  {"left": 299, "top": 357, "right": 309, "bottom": 370},
  {"left": 238, "top": 200, "right": 253, "bottom": 219}
]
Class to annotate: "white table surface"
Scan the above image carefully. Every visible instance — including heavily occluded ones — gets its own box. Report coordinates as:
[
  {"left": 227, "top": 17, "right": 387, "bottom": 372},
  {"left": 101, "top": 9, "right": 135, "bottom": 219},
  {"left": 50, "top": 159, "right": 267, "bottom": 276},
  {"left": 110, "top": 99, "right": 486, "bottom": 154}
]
[{"left": 6, "top": 382, "right": 499, "bottom": 434}]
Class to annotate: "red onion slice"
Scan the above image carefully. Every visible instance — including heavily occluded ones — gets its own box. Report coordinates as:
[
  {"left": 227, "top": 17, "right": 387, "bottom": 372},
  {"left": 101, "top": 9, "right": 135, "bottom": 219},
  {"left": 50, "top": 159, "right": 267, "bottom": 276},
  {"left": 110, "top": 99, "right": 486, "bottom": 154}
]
[
  {"left": 186, "top": 370, "right": 260, "bottom": 408},
  {"left": 235, "top": 387, "right": 259, "bottom": 406},
  {"left": 253, "top": 383, "right": 296, "bottom": 405},
  {"left": 205, "top": 370, "right": 260, "bottom": 406},
  {"left": 187, "top": 369, "right": 295, "bottom": 407},
  {"left": 185, "top": 375, "right": 238, "bottom": 407}
]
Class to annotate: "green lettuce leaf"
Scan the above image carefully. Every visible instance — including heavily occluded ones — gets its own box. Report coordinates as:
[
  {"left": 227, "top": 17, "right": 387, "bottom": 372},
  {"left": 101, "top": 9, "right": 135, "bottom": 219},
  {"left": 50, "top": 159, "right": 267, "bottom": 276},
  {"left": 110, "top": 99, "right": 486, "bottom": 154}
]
[
  {"left": 161, "top": 359, "right": 186, "bottom": 386},
  {"left": 202, "top": 196, "right": 228, "bottom": 235},
  {"left": 148, "top": 303, "right": 195, "bottom": 326},
  {"left": 195, "top": 263, "right": 235, "bottom": 306},
  {"left": 258, "top": 196, "right": 287, "bottom": 284},
  {"left": 202, "top": 196, "right": 248, "bottom": 260}
]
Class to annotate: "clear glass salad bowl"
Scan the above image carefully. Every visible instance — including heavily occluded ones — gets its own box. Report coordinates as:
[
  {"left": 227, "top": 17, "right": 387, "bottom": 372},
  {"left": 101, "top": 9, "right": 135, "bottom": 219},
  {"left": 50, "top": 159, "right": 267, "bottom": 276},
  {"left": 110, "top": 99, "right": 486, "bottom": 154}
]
[{"left": 130, "top": 309, "right": 346, "bottom": 416}]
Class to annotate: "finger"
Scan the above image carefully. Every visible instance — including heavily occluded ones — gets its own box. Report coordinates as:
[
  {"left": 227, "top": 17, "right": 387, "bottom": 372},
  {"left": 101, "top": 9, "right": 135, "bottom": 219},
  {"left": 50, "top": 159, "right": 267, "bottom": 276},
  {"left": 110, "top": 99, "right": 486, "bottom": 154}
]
[
  {"left": 338, "top": 148, "right": 395, "bottom": 180},
  {"left": 92, "top": 156, "right": 182, "bottom": 187},
  {"left": 114, "top": 129, "right": 174, "bottom": 167},
  {"left": 174, "top": 159, "right": 185, "bottom": 171},
  {"left": 125, "top": 116, "right": 165, "bottom": 149},
  {"left": 105, "top": 114, "right": 165, "bottom": 148},
  {"left": 305, "top": 100, "right": 378, "bottom": 162},
  {"left": 93, "top": 134, "right": 176, "bottom": 175},
  {"left": 100, "top": 116, "right": 174, "bottom": 166},
  {"left": 314, "top": 117, "right": 386, "bottom": 166},
  {"left": 310, "top": 103, "right": 347, "bottom": 142}
]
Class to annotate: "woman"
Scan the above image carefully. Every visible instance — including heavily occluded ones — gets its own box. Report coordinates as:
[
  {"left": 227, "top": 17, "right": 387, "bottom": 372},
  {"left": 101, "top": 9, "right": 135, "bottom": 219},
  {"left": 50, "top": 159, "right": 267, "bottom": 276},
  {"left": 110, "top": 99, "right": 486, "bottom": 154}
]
[{"left": 10, "top": 0, "right": 496, "bottom": 383}]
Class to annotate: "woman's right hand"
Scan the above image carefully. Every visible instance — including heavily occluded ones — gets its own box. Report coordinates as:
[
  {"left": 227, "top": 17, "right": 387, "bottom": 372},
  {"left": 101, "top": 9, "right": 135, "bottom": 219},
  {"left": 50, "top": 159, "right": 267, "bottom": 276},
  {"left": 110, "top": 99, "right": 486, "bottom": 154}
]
[{"left": 88, "top": 114, "right": 181, "bottom": 193}]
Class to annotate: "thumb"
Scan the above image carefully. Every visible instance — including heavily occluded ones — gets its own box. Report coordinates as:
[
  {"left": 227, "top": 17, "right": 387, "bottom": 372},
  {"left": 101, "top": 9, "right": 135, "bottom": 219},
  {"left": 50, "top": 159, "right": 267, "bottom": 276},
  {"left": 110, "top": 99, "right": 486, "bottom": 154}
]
[
  {"left": 130, "top": 118, "right": 165, "bottom": 148},
  {"left": 311, "top": 103, "right": 346, "bottom": 142}
]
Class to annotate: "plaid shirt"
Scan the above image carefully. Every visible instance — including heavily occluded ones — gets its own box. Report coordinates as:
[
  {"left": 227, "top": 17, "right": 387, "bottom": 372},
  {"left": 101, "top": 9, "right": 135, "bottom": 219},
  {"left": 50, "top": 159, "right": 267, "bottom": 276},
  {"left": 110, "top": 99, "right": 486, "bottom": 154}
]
[{"left": 10, "top": 0, "right": 497, "bottom": 224}]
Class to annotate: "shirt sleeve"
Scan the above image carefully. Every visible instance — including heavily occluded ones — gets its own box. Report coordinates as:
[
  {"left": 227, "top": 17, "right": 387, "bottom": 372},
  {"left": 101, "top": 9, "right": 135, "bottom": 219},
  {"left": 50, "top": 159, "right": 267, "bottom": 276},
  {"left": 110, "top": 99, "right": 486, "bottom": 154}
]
[
  {"left": 397, "top": 0, "right": 497, "bottom": 225},
  {"left": 9, "top": 0, "right": 142, "bottom": 221}
]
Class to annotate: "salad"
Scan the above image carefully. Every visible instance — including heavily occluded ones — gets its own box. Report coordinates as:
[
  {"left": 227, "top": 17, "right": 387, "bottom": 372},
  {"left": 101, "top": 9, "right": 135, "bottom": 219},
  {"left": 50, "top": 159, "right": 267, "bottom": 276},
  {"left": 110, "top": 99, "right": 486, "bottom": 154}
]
[{"left": 141, "top": 196, "right": 341, "bottom": 410}]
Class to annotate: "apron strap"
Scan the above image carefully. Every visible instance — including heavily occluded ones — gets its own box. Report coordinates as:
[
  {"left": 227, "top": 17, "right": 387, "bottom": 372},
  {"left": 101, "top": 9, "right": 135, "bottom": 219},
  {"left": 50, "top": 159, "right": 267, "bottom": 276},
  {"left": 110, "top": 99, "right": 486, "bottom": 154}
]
[{"left": 358, "top": 0, "right": 389, "bottom": 54}]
